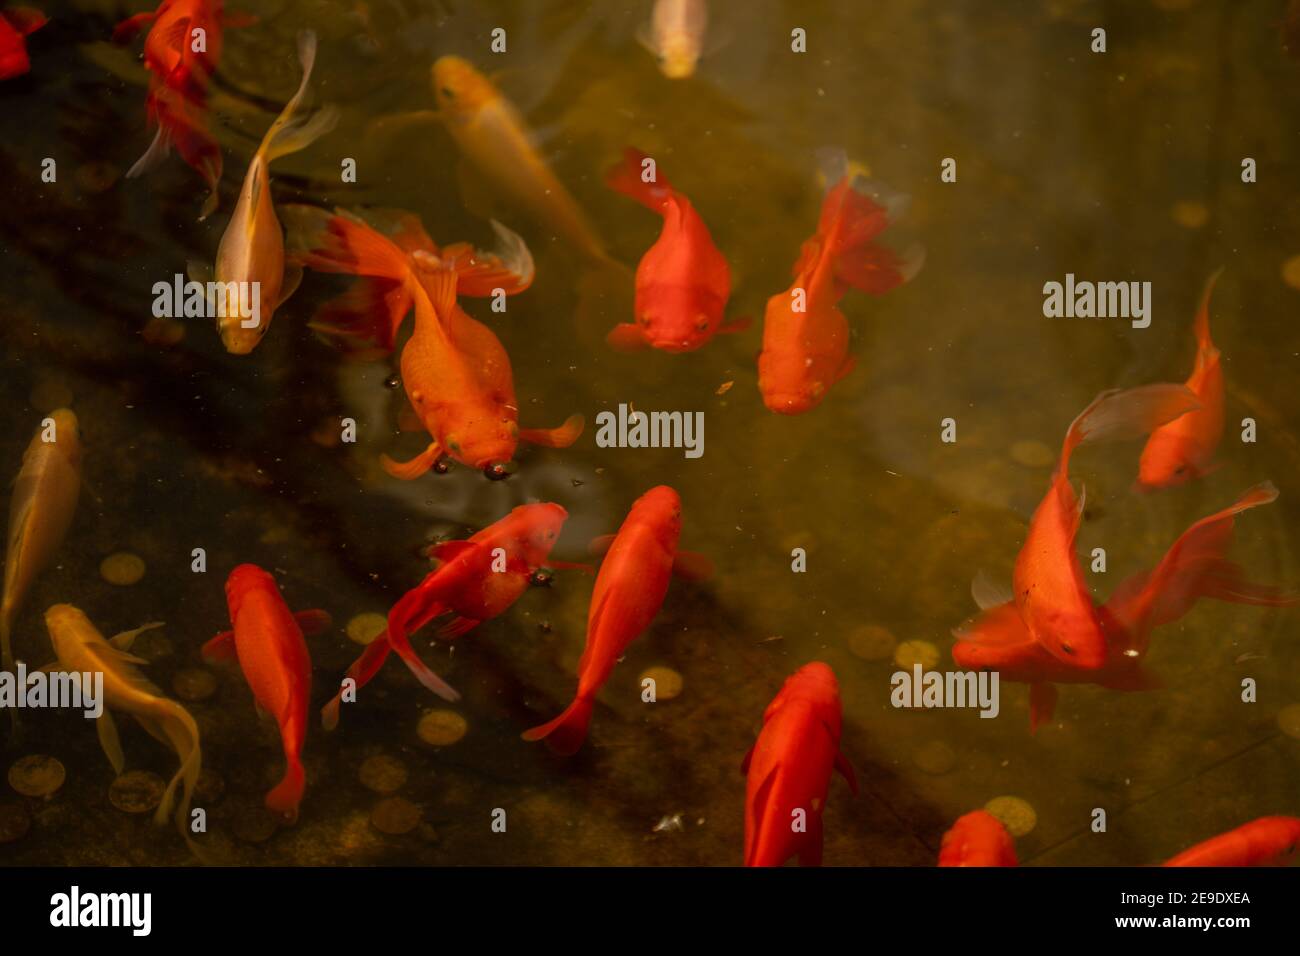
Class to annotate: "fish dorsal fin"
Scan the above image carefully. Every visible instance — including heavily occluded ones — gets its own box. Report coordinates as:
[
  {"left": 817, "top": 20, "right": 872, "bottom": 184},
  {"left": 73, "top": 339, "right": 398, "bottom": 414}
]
[{"left": 110, "top": 621, "right": 165, "bottom": 652}]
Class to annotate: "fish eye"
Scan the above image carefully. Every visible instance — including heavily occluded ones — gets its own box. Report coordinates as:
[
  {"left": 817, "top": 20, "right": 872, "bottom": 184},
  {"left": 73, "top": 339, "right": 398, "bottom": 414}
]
[
  {"left": 1174, "top": 464, "right": 1186, "bottom": 475},
  {"left": 440, "top": 86, "right": 455, "bottom": 99}
]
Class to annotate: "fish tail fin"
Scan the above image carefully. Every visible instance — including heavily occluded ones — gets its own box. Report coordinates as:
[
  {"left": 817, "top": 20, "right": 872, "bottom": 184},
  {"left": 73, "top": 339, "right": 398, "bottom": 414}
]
[
  {"left": 385, "top": 606, "right": 460, "bottom": 702},
  {"left": 438, "top": 220, "right": 535, "bottom": 296},
  {"left": 520, "top": 697, "right": 593, "bottom": 755},
  {"left": 153, "top": 704, "right": 202, "bottom": 840},
  {"left": 1060, "top": 384, "right": 1200, "bottom": 476},
  {"left": 265, "top": 757, "right": 305, "bottom": 823},
  {"left": 813, "top": 148, "right": 922, "bottom": 295},
  {"left": 282, "top": 205, "right": 412, "bottom": 282},
  {"left": 605, "top": 147, "right": 673, "bottom": 211},
  {"left": 1194, "top": 268, "right": 1223, "bottom": 356},
  {"left": 321, "top": 637, "right": 394, "bottom": 730},
  {"left": 259, "top": 31, "right": 339, "bottom": 164}
]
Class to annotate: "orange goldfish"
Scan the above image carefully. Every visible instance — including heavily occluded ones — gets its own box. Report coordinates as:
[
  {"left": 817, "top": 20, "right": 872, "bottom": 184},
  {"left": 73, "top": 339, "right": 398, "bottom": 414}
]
[
  {"left": 603, "top": 147, "right": 745, "bottom": 352},
  {"left": 189, "top": 31, "right": 336, "bottom": 354},
  {"left": 757, "top": 150, "right": 920, "bottom": 414},
  {"left": 322, "top": 502, "right": 579, "bottom": 729},
  {"left": 115, "top": 0, "right": 247, "bottom": 219},
  {"left": 742, "top": 662, "right": 857, "bottom": 867},
  {"left": 2, "top": 409, "right": 81, "bottom": 690},
  {"left": 284, "top": 205, "right": 583, "bottom": 479},
  {"left": 1163, "top": 816, "right": 1300, "bottom": 867},
  {"left": 638, "top": 0, "right": 708, "bottom": 79},
  {"left": 0, "top": 6, "right": 46, "bottom": 80},
  {"left": 938, "top": 810, "right": 1018, "bottom": 867},
  {"left": 1013, "top": 384, "right": 1199, "bottom": 670},
  {"left": 202, "top": 564, "right": 330, "bottom": 823},
  {"left": 955, "top": 482, "right": 1295, "bottom": 730},
  {"left": 523, "top": 485, "right": 709, "bottom": 755},
  {"left": 1137, "top": 271, "right": 1225, "bottom": 490},
  {"left": 429, "top": 56, "right": 613, "bottom": 267}
]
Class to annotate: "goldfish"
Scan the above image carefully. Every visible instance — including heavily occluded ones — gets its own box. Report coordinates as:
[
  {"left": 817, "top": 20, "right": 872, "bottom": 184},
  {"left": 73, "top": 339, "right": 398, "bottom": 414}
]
[
  {"left": 43, "top": 605, "right": 201, "bottom": 850},
  {"left": 428, "top": 56, "right": 614, "bottom": 267},
  {"left": 0, "top": 7, "right": 46, "bottom": 80},
  {"left": 938, "top": 810, "right": 1018, "bottom": 867},
  {"left": 523, "top": 485, "right": 709, "bottom": 755},
  {"left": 2, "top": 409, "right": 81, "bottom": 703},
  {"left": 638, "top": 0, "right": 708, "bottom": 79},
  {"left": 322, "top": 502, "right": 579, "bottom": 729},
  {"left": 603, "top": 147, "right": 745, "bottom": 352},
  {"left": 954, "top": 482, "right": 1296, "bottom": 730},
  {"left": 201, "top": 564, "right": 329, "bottom": 823},
  {"left": 1013, "top": 384, "right": 1199, "bottom": 670},
  {"left": 1137, "top": 271, "right": 1225, "bottom": 490},
  {"left": 742, "top": 662, "right": 857, "bottom": 867},
  {"left": 284, "top": 204, "right": 583, "bottom": 479},
  {"left": 757, "top": 150, "right": 920, "bottom": 414},
  {"left": 114, "top": 0, "right": 249, "bottom": 219},
  {"left": 188, "top": 31, "right": 337, "bottom": 354},
  {"left": 1163, "top": 816, "right": 1300, "bottom": 867}
]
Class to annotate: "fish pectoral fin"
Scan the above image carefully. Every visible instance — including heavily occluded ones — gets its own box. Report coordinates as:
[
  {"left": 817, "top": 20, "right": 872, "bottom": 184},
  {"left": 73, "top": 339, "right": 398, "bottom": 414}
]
[
  {"left": 428, "top": 540, "right": 476, "bottom": 564},
  {"left": 519, "top": 414, "right": 584, "bottom": 449},
  {"left": 718, "top": 315, "right": 753, "bottom": 335},
  {"left": 587, "top": 534, "right": 617, "bottom": 557},
  {"left": 835, "top": 751, "right": 859, "bottom": 795},
  {"left": 293, "top": 609, "right": 332, "bottom": 637},
  {"left": 274, "top": 263, "right": 304, "bottom": 311},
  {"left": 96, "top": 710, "right": 126, "bottom": 776},
  {"left": 740, "top": 744, "right": 755, "bottom": 775},
  {"left": 1028, "top": 682, "right": 1058, "bottom": 733},
  {"left": 543, "top": 560, "right": 595, "bottom": 575},
  {"left": 368, "top": 110, "right": 442, "bottom": 142},
  {"left": 380, "top": 442, "right": 444, "bottom": 480},
  {"left": 672, "top": 550, "right": 714, "bottom": 582},
  {"left": 606, "top": 324, "right": 650, "bottom": 352},
  {"left": 201, "top": 629, "right": 236, "bottom": 664},
  {"left": 109, "top": 621, "right": 165, "bottom": 652}
]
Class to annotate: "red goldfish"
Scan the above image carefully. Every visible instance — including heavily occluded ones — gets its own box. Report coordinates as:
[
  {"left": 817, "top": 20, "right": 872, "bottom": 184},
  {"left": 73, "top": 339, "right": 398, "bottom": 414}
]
[
  {"left": 955, "top": 482, "right": 1296, "bottom": 730},
  {"left": 757, "top": 150, "right": 919, "bottom": 414},
  {"left": 284, "top": 205, "right": 583, "bottom": 479},
  {"left": 603, "top": 147, "right": 744, "bottom": 352},
  {"left": 322, "top": 502, "right": 577, "bottom": 729},
  {"left": 1013, "top": 384, "right": 1199, "bottom": 670},
  {"left": 938, "top": 810, "right": 1018, "bottom": 867},
  {"left": 202, "top": 564, "right": 330, "bottom": 823},
  {"left": 114, "top": 0, "right": 249, "bottom": 219},
  {"left": 1163, "top": 816, "right": 1300, "bottom": 867},
  {"left": 1137, "top": 271, "right": 1225, "bottom": 490},
  {"left": 0, "top": 7, "right": 45, "bottom": 79},
  {"left": 523, "top": 485, "right": 709, "bottom": 755},
  {"left": 742, "top": 662, "right": 857, "bottom": 867}
]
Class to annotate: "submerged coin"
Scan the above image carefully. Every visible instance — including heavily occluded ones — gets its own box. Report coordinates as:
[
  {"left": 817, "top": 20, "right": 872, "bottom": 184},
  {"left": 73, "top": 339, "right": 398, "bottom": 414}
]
[
  {"left": 0, "top": 803, "right": 30, "bottom": 843},
  {"left": 347, "top": 613, "right": 388, "bottom": 646},
  {"left": 173, "top": 668, "right": 217, "bottom": 702},
  {"left": 8, "top": 755, "right": 65, "bottom": 798},
  {"left": 100, "top": 552, "right": 146, "bottom": 586},
  {"left": 109, "top": 770, "right": 164, "bottom": 814},
  {"left": 848, "top": 624, "right": 897, "bottom": 661},
  {"left": 359, "top": 755, "right": 408, "bottom": 794},
  {"left": 417, "top": 709, "right": 467, "bottom": 746},
  {"left": 894, "top": 640, "right": 940, "bottom": 671},
  {"left": 1170, "top": 200, "right": 1208, "bottom": 229},
  {"left": 984, "top": 795, "right": 1037, "bottom": 837},
  {"left": 1283, "top": 254, "right": 1300, "bottom": 290},
  {"left": 640, "top": 666, "right": 683, "bottom": 700},
  {"left": 1277, "top": 703, "right": 1300, "bottom": 739},
  {"left": 913, "top": 740, "right": 957, "bottom": 775},
  {"left": 371, "top": 797, "right": 421, "bottom": 835}
]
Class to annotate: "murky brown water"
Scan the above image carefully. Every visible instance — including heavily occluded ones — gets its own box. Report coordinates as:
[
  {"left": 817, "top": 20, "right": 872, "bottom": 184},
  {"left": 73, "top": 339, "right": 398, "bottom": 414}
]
[{"left": 1, "top": 0, "right": 1298, "bottom": 866}]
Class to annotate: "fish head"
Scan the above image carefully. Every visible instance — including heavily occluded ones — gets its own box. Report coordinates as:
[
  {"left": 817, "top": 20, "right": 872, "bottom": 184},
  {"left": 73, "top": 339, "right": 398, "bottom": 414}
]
[
  {"left": 431, "top": 56, "right": 496, "bottom": 120},
  {"left": 656, "top": 37, "right": 700, "bottom": 79},
  {"left": 767, "top": 662, "right": 842, "bottom": 731},
  {"left": 629, "top": 485, "right": 683, "bottom": 548},
  {"left": 224, "top": 563, "right": 276, "bottom": 620},
  {"left": 1135, "top": 435, "right": 1196, "bottom": 491},
  {"left": 43, "top": 603, "right": 94, "bottom": 658},
  {"left": 513, "top": 503, "right": 570, "bottom": 562},
  {"left": 445, "top": 418, "right": 519, "bottom": 479},
  {"left": 40, "top": 408, "right": 83, "bottom": 466},
  {"left": 638, "top": 289, "right": 719, "bottom": 352}
]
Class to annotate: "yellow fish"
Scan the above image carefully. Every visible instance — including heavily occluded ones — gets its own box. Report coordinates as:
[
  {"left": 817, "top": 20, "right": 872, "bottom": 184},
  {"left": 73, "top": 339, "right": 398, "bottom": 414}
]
[
  {"left": 429, "top": 56, "right": 613, "bottom": 267},
  {"left": 191, "top": 31, "right": 338, "bottom": 354},
  {"left": 44, "top": 605, "right": 202, "bottom": 851},
  {"left": 639, "top": 0, "right": 709, "bottom": 79},
  {"left": 2, "top": 408, "right": 81, "bottom": 683}
]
